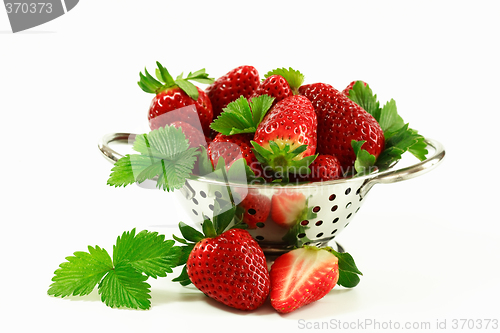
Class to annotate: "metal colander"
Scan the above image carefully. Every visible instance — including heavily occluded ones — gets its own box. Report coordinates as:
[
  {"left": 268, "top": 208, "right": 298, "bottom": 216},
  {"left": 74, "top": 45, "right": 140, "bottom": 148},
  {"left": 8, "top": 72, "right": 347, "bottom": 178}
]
[{"left": 99, "top": 133, "right": 445, "bottom": 256}]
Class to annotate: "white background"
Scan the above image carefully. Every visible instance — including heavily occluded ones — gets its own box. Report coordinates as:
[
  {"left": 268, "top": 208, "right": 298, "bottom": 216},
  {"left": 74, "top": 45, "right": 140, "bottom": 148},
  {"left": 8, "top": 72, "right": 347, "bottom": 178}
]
[{"left": 1, "top": 1, "right": 499, "bottom": 332}]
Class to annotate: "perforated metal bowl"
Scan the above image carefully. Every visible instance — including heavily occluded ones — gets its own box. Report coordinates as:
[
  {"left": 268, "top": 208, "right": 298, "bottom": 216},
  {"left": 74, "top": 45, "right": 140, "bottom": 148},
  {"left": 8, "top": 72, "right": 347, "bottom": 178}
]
[{"left": 99, "top": 133, "right": 445, "bottom": 256}]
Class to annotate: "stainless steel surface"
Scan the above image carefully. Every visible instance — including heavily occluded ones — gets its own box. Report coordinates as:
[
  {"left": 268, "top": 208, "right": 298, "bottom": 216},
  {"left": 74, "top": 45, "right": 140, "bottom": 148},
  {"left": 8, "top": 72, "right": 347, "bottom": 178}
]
[{"left": 99, "top": 132, "right": 445, "bottom": 253}]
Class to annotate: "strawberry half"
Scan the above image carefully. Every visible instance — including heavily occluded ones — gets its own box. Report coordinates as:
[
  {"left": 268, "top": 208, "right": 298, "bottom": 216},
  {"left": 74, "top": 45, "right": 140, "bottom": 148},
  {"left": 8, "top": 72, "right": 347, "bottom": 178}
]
[
  {"left": 299, "top": 83, "right": 384, "bottom": 170},
  {"left": 270, "top": 246, "right": 340, "bottom": 313},
  {"left": 175, "top": 204, "right": 270, "bottom": 311},
  {"left": 252, "top": 95, "right": 318, "bottom": 181},
  {"left": 270, "top": 190, "right": 308, "bottom": 229},
  {"left": 138, "top": 62, "right": 214, "bottom": 137},
  {"left": 205, "top": 65, "right": 260, "bottom": 120}
]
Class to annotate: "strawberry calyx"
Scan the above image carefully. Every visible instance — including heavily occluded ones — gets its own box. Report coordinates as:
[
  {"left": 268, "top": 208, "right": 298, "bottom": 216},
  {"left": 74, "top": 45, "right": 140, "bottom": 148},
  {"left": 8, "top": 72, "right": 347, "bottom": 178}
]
[
  {"left": 264, "top": 67, "right": 305, "bottom": 95},
  {"left": 251, "top": 141, "right": 318, "bottom": 182},
  {"left": 138, "top": 61, "right": 214, "bottom": 100}
]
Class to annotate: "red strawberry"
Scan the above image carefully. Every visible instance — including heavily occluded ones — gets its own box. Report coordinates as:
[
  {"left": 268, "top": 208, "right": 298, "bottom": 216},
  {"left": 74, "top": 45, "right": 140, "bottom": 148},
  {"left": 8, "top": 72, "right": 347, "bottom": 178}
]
[
  {"left": 270, "top": 190, "right": 307, "bottom": 228},
  {"left": 250, "top": 75, "right": 292, "bottom": 106},
  {"left": 298, "top": 83, "right": 384, "bottom": 170},
  {"left": 205, "top": 65, "right": 260, "bottom": 119},
  {"left": 170, "top": 121, "right": 208, "bottom": 148},
  {"left": 270, "top": 246, "right": 339, "bottom": 313},
  {"left": 252, "top": 95, "right": 318, "bottom": 180},
  {"left": 237, "top": 190, "right": 271, "bottom": 229},
  {"left": 305, "top": 154, "right": 342, "bottom": 182},
  {"left": 186, "top": 228, "right": 270, "bottom": 311},
  {"left": 208, "top": 133, "right": 264, "bottom": 177},
  {"left": 342, "top": 80, "right": 367, "bottom": 96},
  {"left": 138, "top": 62, "right": 214, "bottom": 137}
]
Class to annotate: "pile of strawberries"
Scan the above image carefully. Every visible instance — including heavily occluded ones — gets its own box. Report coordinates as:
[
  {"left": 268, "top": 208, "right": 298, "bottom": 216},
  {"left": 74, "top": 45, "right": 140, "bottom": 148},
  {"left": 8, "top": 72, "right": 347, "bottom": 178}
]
[{"left": 139, "top": 64, "right": 385, "bottom": 184}]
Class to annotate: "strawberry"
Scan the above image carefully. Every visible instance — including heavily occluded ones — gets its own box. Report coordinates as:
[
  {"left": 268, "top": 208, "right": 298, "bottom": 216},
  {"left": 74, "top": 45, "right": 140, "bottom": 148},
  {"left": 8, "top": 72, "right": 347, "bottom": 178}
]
[
  {"left": 305, "top": 154, "right": 342, "bottom": 182},
  {"left": 250, "top": 68, "right": 305, "bottom": 106},
  {"left": 270, "top": 190, "right": 307, "bottom": 228},
  {"left": 237, "top": 190, "right": 271, "bottom": 229},
  {"left": 269, "top": 246, "right": 339, "bottom": 313},
  {"left": 178, "top": 209, "right": 271, "bottom": 311},
  {"left": 342, "top": 80, "right": 367, "bottom": 96},
  {"left": 252, "top": 95, "right": 318, "bottom": 181},
  {"left": 298, "top": 83, "right": 384, "bottom": 170},
  {"left": 138, "top": 62, "right": 214, "bottom": 136},
  {"left": 205, "top": 65, "right": 260, "bottom": 120},
  {"left": 170, "top": 121, "right": 208, "bottom": 149},
  {"left": 208, "top": 133, "right": 264, "bottom": 177}
]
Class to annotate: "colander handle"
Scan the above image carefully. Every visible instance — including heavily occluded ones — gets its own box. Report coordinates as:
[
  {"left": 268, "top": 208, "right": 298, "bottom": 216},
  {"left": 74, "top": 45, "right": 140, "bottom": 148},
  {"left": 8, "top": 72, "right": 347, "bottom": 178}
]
[
  {"left": 360, "top": 138, "right": 445, "bottom": 196},
  {"left": 98, "top": 133, "right": 137, "bottom": 163}
]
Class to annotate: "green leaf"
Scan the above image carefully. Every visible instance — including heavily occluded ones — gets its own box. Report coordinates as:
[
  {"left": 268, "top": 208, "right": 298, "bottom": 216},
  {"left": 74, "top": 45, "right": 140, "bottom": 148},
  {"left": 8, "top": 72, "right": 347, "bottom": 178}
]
[
  {"left": 107, "top": 126, "right": 199, "bottom": 192},
  {"left": 48, "top": 245, "right": 112, "bottom": 297},
  {"left": 202, "top": 216, "right": 217, "bottom": 238},
  {"left": 113, "top": 229, "right": 181, "bottom": 279},
  {"left": 346, "top": 81, "right": 380, "bottom": 118},
  {"left": 175, "top": 79, "right": 199, "bottom": 100},
  {"left": 352, "top": 140, "right": 376, "bottom": 175},
  {"left": 264, "top": 67, "right": 305, "bottom": 93},
  {"left": 156, "top": 61, "right": 175, "bottom": 87},
  {"left": 378, "top": 99, "right": 405, "bottom": 134},
  {"left": 178, "top": 222, "right": 205, "bottom": 243},
  {"left": 325, "top": 248, "right": 363, "bottom": 288},
  {"left": 185, "top": 68, "right": 215, "bottom": 85},
  {"left": 172, "top": 265, "right": 192, "bottom": 286},
  {"left": 213, "top": 199, "right": 236, "bottom": 235},
  {"left": 210, "top": 95, "right": 275, "bottom": 135},
  {"left": 98, "top": 262, "right": 151, "bottom": 310}
]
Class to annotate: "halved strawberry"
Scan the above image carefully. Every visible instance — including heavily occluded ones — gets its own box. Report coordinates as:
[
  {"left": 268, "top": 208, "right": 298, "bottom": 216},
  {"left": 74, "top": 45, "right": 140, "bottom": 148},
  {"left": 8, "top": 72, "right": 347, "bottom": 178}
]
[
  {"left": 138, "top": 62, "right": 214, "bottom": 136},
  {"left": 270, "top": 246, "right": 339, "bottom": 313},
  {"left": 270, "top": 190, "right": 307, "bottom": 228},
  {"left": 205, "top": 65, "right": 260, "bottom": 119}
]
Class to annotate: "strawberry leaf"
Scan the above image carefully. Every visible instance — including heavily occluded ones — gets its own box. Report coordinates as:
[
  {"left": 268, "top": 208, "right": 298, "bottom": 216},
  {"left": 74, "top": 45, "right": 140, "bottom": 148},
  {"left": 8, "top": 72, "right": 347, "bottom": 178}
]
[
  {"left": 172, "top": 265, "right": 192, "bottom": 286},
  {"left": 178, "top": 222, "right": 205, "bottom": 243},
  {"left": 352, "top": 140, "right": 376, "bottom": 175},
  {"left": 325, "top": 248, "right": 363, "bottom": 288},
  {"left": 175, "top": 79, "right": 199, "bottom": 100},
  {"left": 210, "top": 95, "right": 275, "bottom": 135}
]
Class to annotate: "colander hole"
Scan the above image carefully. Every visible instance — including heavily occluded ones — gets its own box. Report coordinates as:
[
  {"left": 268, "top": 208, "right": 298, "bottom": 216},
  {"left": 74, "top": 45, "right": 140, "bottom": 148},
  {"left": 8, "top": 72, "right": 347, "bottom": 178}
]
[
  {"left": 215, "top": 191, "right": 222, "bottom": 198},
  {"left": 209, "top": 204, "right": 214, "bottom": 211},
  {"left": 345, "top": 188, "right": 351, "bottom": 195},
  {"left": 192, "top": 209, "right": 198, "bottom": 216},
  {"left": 332, "top": 217, "right": 339, "bottom": 223},
  {"left": 256, "top": 222, "right": 265, "bottom": 228},
  {"left": 331, "top": 229, "right": 338, "bottom": 235},
  {"left": 315, "top": 220, "right": 323, "bottom": 226},
  {"left": 248, "top": 208, "right": 256, "bottom": 215},
  {"left": 331, "top": 205, "right": 338, "bottom": 212},
  {"left": 255, "top": 236, "right": 264, "bottom": 241},
  {"left": 298, "top": 233, "right": 306, "bottom": 238},
  {"left": 316, "top": 232, "right": 324, "bottom": 238},
  {"left": 346, "top": 202, "right": 352, "bottom": 208},
  {"left": 313, "top": 206, "right": 321, "bottom": 213},
  {"left": 347, "top": 213, "right": 352, "bottom": 219},
  {"left": 356, "top": 187, "right": 361, "bottom": 195},
  {"left": 356, "top": 207, "right": 360, "bottom": 213},
  {"left": 200, "top": 191, "right": 207, "bottom": 198},
  {"left": 329, "top": 194, "right": 336, "bottom": 201},
  {"left": 192, "top": 198, "right": 199, "bottom": 205},
  {"left": 301, "top": 220, "right": 309, "bottom": 226}
]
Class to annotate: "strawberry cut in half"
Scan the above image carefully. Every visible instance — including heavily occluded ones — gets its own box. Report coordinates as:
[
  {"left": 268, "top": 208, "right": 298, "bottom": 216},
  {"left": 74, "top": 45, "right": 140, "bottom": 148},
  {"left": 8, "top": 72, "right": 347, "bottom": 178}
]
[
  {"left": 270, "top": 246, "right": 340, "bottom": 313},
  {"left": 138, "top": 62, "right": 214, "bottom": 136}
]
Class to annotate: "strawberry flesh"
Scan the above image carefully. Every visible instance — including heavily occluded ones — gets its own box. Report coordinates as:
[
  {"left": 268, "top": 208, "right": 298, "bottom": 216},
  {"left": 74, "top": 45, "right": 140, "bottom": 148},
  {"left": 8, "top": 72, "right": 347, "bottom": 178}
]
[
  {"left": 186, "top": 228, "right": 270, "bottom": 311},
  {"left": 270, "top": 246, "right": 339, "bottom": 313},
  {"left": 271, "top": 190, "right": 307, "bottom": 228}
]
